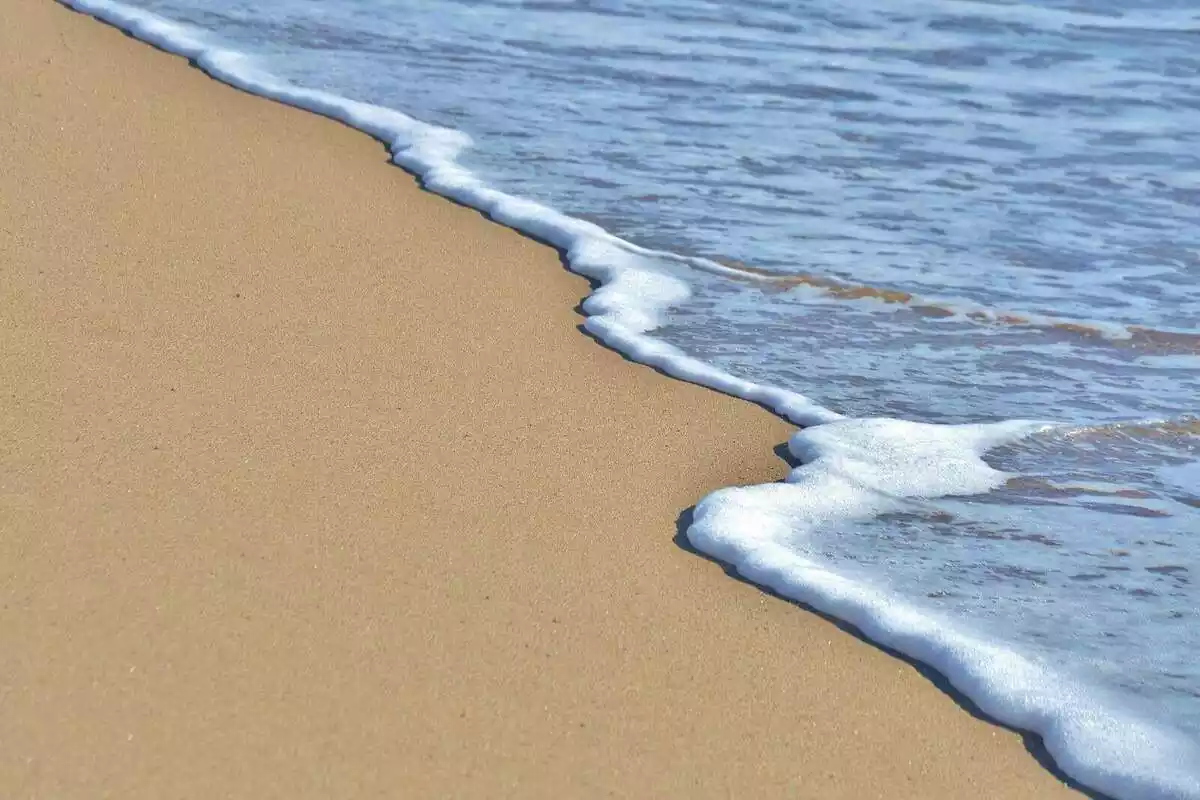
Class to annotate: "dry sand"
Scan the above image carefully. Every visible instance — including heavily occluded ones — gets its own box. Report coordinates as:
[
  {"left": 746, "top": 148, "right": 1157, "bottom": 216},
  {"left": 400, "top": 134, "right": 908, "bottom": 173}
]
[{"left": 0, "top": 1, "right": 1084, "bottom": 797}]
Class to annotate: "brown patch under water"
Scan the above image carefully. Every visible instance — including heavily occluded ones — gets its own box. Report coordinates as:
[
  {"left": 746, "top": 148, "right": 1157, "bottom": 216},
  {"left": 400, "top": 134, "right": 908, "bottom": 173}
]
[{"left": 710, "top": 259, "right": 1200, "bottom": 355}]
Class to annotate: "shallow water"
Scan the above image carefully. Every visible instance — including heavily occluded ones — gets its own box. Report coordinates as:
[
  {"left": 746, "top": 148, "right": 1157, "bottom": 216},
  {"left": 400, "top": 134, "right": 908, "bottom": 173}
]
[{"left": 70, "top": 0, "right": 1200, "bottom": 795}]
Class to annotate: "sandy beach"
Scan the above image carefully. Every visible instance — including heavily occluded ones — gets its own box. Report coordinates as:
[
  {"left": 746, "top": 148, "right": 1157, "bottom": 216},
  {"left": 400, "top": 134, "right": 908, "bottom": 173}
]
[{"left": 0, "top": 1, "right": 1083, "bottom": 797}]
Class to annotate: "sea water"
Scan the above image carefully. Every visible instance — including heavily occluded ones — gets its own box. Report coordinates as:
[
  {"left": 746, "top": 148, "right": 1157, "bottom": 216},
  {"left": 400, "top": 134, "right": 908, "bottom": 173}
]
[{"left": 60, "top": 0, "right": 1200, "bottom": 795}]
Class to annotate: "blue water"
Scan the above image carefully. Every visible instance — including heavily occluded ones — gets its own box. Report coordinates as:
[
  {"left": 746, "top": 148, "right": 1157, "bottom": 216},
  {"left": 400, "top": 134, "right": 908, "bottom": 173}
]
[{"left": 66, "top": 0, "right": 1200, "bottom": 795}]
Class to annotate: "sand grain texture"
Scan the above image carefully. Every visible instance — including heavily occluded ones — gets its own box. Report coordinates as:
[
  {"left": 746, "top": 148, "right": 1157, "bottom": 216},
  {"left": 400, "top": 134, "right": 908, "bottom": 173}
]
[{"left": 0, "top": 1, "right": 1082, "bottom": 797}]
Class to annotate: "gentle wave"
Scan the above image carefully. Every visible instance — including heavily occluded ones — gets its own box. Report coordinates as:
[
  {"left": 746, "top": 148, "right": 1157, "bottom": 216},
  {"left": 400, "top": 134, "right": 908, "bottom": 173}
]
[
  {"left": 58, "top": 1, "right": 1200, "bottom": 797},
  {"left": 691, "top": 418, "right": 1200, "bottom": 800}
]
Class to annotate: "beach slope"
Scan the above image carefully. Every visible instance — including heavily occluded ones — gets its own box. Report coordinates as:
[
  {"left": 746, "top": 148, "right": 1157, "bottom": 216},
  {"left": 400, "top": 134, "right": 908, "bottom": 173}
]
[{"left": 0, "top": 1, "right": 1080, "bottom": 797}]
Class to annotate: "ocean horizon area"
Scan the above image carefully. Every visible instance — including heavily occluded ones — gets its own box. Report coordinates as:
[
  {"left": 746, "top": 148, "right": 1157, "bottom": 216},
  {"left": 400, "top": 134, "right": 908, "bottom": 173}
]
[{"left": 2, "top": 0, "right": 1197, "bottom": 796}]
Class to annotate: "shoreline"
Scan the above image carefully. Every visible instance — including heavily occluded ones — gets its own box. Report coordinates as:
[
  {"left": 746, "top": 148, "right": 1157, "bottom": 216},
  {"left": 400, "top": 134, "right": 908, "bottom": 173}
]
[{"left": 2, "top": 0, "right": 1083, "bottom": 797}]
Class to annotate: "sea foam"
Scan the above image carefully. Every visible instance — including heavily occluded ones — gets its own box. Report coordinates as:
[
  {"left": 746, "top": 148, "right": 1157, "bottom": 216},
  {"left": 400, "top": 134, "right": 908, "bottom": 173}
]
[{"left": 58, "top": 1, "right": 1200, "bottom": 796}]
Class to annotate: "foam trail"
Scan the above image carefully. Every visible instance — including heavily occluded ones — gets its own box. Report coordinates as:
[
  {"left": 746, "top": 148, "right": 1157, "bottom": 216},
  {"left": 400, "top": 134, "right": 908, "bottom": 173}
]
[{"left": 58, "top": 1, "right": 1200, "bottom": 797}]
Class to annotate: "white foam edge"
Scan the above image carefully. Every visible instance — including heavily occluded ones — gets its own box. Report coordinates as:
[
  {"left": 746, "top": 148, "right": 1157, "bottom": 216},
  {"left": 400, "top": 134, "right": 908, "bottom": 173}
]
[
  {"left": 58, "top": 2, "right": 1200, "bottom": 797},
  {"left": 691, "top": 417, "right": 1200, "bottom": 800}
]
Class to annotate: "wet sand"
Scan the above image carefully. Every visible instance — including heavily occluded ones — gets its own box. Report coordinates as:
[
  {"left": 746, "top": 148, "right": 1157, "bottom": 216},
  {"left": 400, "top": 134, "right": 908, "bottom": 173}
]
[{"left": 0, "top": 1, "right": 1082, "bottom": 797}]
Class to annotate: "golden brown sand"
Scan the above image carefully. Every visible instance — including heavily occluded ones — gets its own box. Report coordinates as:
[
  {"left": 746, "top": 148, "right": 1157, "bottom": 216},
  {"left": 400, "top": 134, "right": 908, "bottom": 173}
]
[{"left": 0, "top": 1, "right": 1082, "bottom": 797}]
